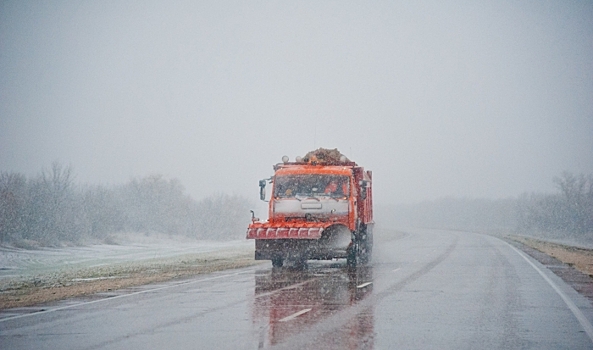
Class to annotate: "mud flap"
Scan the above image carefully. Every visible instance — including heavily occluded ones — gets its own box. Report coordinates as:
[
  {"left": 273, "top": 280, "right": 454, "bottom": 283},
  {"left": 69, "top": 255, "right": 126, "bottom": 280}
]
[{"left": 347, "top": 224, "right": 373, "bottom": 267}]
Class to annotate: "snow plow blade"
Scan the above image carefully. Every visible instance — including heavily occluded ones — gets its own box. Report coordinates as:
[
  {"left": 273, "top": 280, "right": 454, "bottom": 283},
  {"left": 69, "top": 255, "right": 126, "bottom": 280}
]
[{"left": 246, "top": 223, "right": 329, "bottom": 240}]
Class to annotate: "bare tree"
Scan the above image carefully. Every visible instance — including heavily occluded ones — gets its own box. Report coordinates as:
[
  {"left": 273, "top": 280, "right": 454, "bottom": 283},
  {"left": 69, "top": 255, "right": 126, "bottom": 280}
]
[
  {"left": 553, "top": 172, "right": 593, "bottom": 235},
  {"left": 0, "top": 172, "right": 27, "bottom": 243},
  {"left": 26, "top": 162, "right": 82, "bottom": 245}
]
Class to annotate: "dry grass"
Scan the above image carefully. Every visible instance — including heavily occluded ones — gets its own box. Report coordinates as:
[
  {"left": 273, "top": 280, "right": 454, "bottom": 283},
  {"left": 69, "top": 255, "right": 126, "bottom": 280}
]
[
  {"left": 510, "top": 236, "right": 593, "bottom": 277},
  {"left": 0, "top": 253, "right": 261, "bottom": 309}
]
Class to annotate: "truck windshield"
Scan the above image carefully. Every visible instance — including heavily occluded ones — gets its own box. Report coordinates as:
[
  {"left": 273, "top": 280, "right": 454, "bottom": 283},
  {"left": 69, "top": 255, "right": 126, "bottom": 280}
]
[{"left": 274, "top": 175, "right": 350, "bottom": 198}]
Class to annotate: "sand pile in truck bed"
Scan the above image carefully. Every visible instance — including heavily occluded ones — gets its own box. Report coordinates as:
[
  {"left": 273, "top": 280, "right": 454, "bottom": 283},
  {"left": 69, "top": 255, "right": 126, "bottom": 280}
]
[{"left": 303, "top": 148, "right": 350, "bottom": 163}]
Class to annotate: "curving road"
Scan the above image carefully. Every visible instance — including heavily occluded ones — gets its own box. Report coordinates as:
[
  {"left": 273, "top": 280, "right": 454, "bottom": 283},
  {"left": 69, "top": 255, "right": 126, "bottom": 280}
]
[{"left": 1, "top": 228, "right": 593, "bottom": 349}]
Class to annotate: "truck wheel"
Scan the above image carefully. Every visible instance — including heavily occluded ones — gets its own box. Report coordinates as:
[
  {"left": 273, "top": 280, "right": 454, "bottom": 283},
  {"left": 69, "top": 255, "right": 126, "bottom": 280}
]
[
  {"left": 271, "top": 257, "right": 284, "bottom": 268},
  {"left": 293, "top": 257, "right": 307, "bottom": 269},
  {"left": 347, "top": 244, "right": 358, "bottom": 267},
  {"left": 358, "top": 224, "right": 373, "bottom": 265},
  {"left": 359, "top": 235, "right": 370, "bottom": 264},
  {"left": 359, "top": 245, "right": 368, "bottom": 264},
  {"left": 364, "top": 228, "right": 373, "bottom": 263}
]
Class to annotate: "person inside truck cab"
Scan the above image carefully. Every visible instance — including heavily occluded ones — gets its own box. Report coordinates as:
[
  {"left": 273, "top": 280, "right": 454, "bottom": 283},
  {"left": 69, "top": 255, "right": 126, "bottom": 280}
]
[
  {"left": 324, "top": 180, "right": 338, "bottom": 194},
  {"left": 324, "top": 178, "right": 348, "bottom": 196}
]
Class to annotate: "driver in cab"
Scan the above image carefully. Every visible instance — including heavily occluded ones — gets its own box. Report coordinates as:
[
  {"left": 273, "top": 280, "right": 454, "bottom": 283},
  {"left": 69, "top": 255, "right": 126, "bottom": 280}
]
[{"left": 324, "top": 179, "right": 347, "bottom": 196}]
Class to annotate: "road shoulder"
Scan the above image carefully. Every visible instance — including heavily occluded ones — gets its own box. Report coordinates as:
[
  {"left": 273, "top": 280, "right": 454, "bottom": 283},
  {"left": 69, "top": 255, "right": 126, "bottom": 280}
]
[{"left": 506, "top": 236, "right": 593, "bottom": 305}]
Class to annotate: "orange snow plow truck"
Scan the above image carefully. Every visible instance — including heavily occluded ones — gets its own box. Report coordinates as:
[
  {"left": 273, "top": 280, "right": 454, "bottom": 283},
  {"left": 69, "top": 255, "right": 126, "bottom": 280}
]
[{"left": 247, "top": 148, "right": 373, "bottom": 267}]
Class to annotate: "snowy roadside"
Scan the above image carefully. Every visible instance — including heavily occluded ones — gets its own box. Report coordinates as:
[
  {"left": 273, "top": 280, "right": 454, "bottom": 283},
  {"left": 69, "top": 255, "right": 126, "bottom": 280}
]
[
  {"left": 0, "top": 235, "right": 261, "bottom": 309},
  {"left": 0, "top": 234, "right": 255, "bottom": 279}
]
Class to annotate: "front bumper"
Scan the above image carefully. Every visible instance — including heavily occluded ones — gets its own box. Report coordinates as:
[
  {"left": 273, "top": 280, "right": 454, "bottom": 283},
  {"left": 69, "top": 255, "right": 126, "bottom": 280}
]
[{"left": 254, "top": 239, "right": 350, "bottom": 260}]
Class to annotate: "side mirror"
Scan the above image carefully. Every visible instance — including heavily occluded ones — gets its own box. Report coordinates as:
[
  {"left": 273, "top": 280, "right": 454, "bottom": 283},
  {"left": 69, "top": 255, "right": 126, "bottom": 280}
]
[{"left": 259, "top": 179, "right": 267, "bottom": 201}]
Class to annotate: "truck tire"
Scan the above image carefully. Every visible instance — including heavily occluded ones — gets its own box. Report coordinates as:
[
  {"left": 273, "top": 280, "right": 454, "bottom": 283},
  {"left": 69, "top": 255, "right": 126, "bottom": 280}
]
[
  {"left": 359, "top": 225, "right": 373, "bottom": 264},
  {"left": 359, "top": 244, "right": 370, "bottom": 264},
  {"left": 347, "top": 247, "right": 357, "bottom": 267},
  {"left": 348, "top": 224, "right": 372, "bottom": 267},
  {"left": 271, "top": 257, "right": 284, "bottom": 268}
]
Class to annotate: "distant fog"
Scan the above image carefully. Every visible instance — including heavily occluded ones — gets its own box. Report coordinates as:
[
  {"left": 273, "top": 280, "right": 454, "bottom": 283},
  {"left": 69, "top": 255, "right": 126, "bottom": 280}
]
[{"left": 1, "top": 1, "right": 592, "bottom": 206}]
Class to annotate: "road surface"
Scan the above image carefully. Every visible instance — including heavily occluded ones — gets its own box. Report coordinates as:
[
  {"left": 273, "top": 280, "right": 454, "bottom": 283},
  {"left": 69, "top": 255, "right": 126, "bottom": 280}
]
[{"left": 1, "top": 228, "right": 593, "bottom": 349}]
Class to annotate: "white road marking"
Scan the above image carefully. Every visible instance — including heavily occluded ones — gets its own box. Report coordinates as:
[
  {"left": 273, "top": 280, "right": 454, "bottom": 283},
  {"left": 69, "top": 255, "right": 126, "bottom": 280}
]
[
  {"left": 505, "top": 241, "right": 593, "bottom": 343},
  {"left": 357, "top": 282, "right": 372, "bottom": 289},
  {"left": 392, "top": 267, "right": 401, "bottom": 272},
  {"left": 279, "top": 308, "right": 312, "bottom": 322}
]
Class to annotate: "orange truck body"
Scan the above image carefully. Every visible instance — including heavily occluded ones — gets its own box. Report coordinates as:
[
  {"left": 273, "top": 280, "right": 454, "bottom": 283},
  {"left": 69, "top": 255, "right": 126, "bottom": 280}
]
[{"left": 247, "top": 151, "right": 373, "bottom": 267}]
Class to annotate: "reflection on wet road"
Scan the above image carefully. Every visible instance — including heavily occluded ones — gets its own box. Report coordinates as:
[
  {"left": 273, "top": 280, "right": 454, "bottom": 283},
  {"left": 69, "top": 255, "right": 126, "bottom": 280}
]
[{"left": 252, "top": 263, "right": 374, "bottom": 348}]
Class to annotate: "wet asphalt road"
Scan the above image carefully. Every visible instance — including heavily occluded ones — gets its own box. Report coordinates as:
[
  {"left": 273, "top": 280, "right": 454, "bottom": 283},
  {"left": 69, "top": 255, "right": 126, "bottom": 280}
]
[{"left": 1, "top": 228, "right": 593, "bottom": 349}]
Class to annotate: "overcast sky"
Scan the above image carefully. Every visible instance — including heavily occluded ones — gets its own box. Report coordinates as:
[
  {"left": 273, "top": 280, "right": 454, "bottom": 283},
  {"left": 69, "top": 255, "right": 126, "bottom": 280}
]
[{"left": 1, "top": 0, "right": 592, "bottom": 205}]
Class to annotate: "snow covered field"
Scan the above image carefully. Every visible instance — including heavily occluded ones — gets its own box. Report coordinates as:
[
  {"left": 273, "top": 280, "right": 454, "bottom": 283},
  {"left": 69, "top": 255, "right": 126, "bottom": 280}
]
[
  {"left": 0, "top": 234, "right": 254, "bottom": 280},
  {"left": 0, "top": 234, "right": 258, "bottom": 309}
]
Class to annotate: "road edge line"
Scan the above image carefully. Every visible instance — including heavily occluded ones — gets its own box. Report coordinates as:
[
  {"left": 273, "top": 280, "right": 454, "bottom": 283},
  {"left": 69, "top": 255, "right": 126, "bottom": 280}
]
[{"left": 504, "top": 241, "right": 593, "bottom": 343}]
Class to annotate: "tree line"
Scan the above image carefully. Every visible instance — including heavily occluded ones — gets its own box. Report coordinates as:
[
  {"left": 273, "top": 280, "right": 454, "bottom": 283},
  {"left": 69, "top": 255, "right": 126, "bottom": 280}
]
[
  {"left": 0, "top": 162, "right": 252, "bottom": 247},
  {"left": 516, "top": 172, "right": 593, "bottom": 239},
  {"left": 378, "top": 172, "right": 592, "bottom": 245},
  {"left": 2, "top": 163, "right": 591, "bottom": 248}
]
